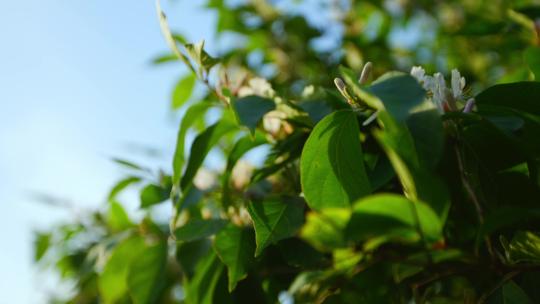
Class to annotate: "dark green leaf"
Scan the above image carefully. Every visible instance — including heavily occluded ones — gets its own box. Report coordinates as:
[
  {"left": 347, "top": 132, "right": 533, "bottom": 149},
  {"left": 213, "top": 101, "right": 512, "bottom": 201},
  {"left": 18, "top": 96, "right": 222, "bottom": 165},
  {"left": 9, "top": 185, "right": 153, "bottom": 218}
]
[
  {"left": 175, "top": 219, "right": 228, "bottom": 242},
  {"left": 213, "top": 224, "right": 256, "bottom": 291},
  {"left": 346, "top": 194, "right": 443, "bottom": 247},
  {"left": 185, "top": 251, "right": 224, "bottom": 304},
  {"left": 368, "top": 74, "right": 426, "bottom": 122},
  {"left": 172, "top": 102, "right": 213, "bottom": 188},
  {"left": 180, "top": 119, "right": 236, "bottom": 190},
  {"left": 300, "top": 110, "right": 371, "bottom": 210},
  {"left": 177, "top": 239, "right": 212, "bottom": 278},
  {"left": 222, "top": 133, "right": 267, "bottom": 207},
  {"left": 172, "top": 74, "right": 197, "bottom": 109},
  {"left": 232, "top": 95, "right": 276, "bottom": 134},
  {"left": 476, "top": 82, "right": 540, "bottom": 116},
  {"left": 488, "top": 281, "right": 534, "bottom": 304},
  {"left": 247, "top": 197, "right": 305, "bottom": 257}
]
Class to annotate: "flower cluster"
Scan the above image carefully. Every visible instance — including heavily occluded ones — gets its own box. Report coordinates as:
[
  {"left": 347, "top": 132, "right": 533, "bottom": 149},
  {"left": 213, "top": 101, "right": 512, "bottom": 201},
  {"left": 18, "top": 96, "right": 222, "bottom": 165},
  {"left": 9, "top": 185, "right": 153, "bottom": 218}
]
[{"left": 410, "top": 66, "right": 474, "bottom": 113}]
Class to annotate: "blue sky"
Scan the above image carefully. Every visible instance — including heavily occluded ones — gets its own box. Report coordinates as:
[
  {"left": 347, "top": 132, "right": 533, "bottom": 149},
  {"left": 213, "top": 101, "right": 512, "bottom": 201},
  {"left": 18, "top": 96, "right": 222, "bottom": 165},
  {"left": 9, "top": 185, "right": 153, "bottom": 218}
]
[{"left": 0, "top": 0, "right": 215, "bottom": 302}]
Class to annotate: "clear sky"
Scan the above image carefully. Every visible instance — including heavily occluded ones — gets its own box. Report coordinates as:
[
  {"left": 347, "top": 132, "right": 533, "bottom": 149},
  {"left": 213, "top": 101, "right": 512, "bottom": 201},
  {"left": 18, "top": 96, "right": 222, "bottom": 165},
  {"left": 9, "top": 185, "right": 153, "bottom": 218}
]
[{"left": 0, "top": 1, "right": 215, "bottom": 302}]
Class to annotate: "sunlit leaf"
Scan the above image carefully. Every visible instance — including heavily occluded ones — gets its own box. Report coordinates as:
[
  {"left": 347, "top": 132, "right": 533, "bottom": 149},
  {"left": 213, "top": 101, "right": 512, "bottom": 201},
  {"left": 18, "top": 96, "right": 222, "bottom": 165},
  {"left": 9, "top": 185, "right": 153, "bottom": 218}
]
[
  {"left": 128, "top": 240, "right": 168, "bottom": 304},
  {"left": 108, "top": 176, "right": 141, "bottom": 202},
  {"left": 346, "top": 194, "right": 443, "bottom": 247},
  {"left": 300, "top": 110, "right": 371, "bottom": 210},
  {"left": 140, "top": 184, "right": 169, "bottom": 208},
  {"left": 99, "top": 236, "right": 145, "bottom": 304},
  {"left": 172, "top": 74, "right": 197, "bottom": 109}
]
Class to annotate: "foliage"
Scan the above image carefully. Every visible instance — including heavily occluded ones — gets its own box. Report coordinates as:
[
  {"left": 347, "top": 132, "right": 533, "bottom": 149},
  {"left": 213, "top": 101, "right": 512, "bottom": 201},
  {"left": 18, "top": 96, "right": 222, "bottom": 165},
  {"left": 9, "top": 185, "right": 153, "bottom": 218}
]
[{"left": 35, "top": 0, "right": 540, "bottom": 303}]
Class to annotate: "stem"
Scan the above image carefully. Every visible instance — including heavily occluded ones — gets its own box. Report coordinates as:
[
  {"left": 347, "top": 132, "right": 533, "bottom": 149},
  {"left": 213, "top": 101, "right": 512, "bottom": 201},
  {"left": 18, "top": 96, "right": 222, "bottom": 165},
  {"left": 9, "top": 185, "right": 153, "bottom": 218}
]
[
  {"left": 454, "top": 142, "right": 495, "bottom": 258},
  {"left": 477, "top": 271, "right": 520, "bottom": 303}
]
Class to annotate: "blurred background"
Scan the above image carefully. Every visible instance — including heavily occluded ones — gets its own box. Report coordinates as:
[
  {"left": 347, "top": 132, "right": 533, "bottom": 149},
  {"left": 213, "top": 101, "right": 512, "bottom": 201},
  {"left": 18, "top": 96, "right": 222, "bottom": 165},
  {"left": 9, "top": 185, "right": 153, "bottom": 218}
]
[
  {"left": 0, "top": 1, "right": 216, "bottom": 302},
  {"left": 1, "top": 0, "right": 539, "bottom": 302}
]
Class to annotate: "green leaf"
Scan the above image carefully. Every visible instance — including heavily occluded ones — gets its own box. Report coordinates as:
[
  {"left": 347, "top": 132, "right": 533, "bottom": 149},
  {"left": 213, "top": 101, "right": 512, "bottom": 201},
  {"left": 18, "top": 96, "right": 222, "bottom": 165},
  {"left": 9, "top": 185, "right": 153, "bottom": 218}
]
[
  {"left": 406, "top": 107, "right": 445, "bottom": 170},
  {"left": 185, "top": 251, "right": 224, "bottom": 304},
  {"left": 127, "top": 240, "right": 168, "bottom": 304},
  {"left": 476, "top": 82, "right": 540, "bottom": 116},
  {"left": 180, "top": 120, "right": 236, "bottom": 190},
  {"left": 300, "top": 110, "right": 371, "bottom": 210},
  {"left": 222, "top": 133, "right": 267, "bottom": 207},
  {"left": 172, "top": 74, "right": 197, "bottom": 109},
  {"left": 232, "top": 95, "right": 276, "bottom": 134},
  {"left": 112, "top": 158, "right": 150, "bottom": 172},
  {"left": 108, "top": 176, "right": 141, "bottom": 202},
  {"left": 525, "top": 47, "right": 540, "bottom": 80},
  {"left": 368, "top": 74, "right": 426, "bottom": 122},
  {"left": 374, "top": 111, "right": 450, "bottom": 220},
  {"left": 346, "top": 194, "right": 443, "bottom": 247},
  {"left": 151, "top": 53, "right": 177, "bottom": 65},
  {"left": 488, "top": 281, "right": 534, "bottom": 304},
  {"left": 174, "top": 219, "right": 228, "bottom": 242},
  {"left": 99, "top": 236, "right": 145, "bottom": 304},
  {"left": 107, "top": 201, "right": 132, "bottom": 232},
  {"left": 176, "top": 239, "right": 212, "bottom": 278},
  {"left": 34, "top": 232, "right": 51, "bottom": 262},
  {"left": 247, "top": 197, "right": 305, "bottom": 257},
  {"left": 502, "top": 231, "right": 540, "bottom": 264},
  {"left": 300, "top": 208, "right": 351, "bottom": 252},
  {"left": 172, "top": 102, "right": 213, "bottom": 188},
  {"left": 140, "top": 184, "right": 169, "bottom": 208},
  {"left": 213, "top": 224, "right": 256, "bottom": 292}
]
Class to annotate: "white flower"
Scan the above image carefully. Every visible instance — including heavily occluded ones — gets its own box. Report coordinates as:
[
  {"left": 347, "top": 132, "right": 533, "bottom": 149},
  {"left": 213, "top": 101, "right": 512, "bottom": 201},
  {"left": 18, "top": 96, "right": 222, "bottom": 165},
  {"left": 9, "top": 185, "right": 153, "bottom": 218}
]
[
  {"left": 410, "top": 66, "right": 468, "bottom": 114},
  {"left": 410, "top": 66, "right": 426, "bottom": 83},
  {"left": 451, "top": 69, "right": 466, "bottom": 99},
  {"left": 432, "top": 73, "right": 447, "bottom": 113},
  {"left": 263, "top": 110, "right": 286, "bottom": 135},
  {"left": 238, "top": 77, "right": 275, "bottom": 98},
  {"left": 193, "top": 168, "right": 217, "bottom": 191}
]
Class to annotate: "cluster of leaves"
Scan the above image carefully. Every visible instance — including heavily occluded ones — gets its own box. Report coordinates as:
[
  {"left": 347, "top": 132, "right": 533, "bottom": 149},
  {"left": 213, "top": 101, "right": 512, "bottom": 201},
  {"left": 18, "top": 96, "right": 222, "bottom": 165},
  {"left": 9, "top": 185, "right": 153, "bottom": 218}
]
[{"left": 35, "top": 0, "right": 540, "bottom": 303}]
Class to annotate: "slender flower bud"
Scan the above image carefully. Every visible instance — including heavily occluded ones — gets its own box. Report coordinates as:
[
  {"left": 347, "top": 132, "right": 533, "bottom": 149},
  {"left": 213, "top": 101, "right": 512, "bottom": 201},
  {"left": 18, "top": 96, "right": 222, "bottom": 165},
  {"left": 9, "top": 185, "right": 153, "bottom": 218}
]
[
  {"left": 359, "top": 62, "right": 373, "bottom": 84},
  {"left": 463, "top": 98, "right": 475, "bottom": 113}
]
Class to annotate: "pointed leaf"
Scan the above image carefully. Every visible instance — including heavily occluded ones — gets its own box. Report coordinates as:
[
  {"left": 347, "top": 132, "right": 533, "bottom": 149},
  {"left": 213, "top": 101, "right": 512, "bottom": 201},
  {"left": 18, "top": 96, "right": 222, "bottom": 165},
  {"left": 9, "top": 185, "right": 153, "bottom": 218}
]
[
  {"left": 300, "top": 110, "right": 371, "bottom": 210},
  {"left": 172, "top": 102, "right": 212, "bottom": 187},
  {"left": 180, "top": 120, "right": 236, "bottom": 190},
  {"left": 346, "top": 194, "right": 443, "bottom": 247},
  {"left": 172, "top": 74, "right": 197, "bottom": 109},
  {"left": 232, "top": 95, "right": 276, "bottom": 134},
  {"left": 128, "top": 240, "right": 168, "bottom": 304},
  {"left": 185, "top": 251, "right": 224, "bottom": 304},
  {"left": 213, "top": 224, "right": 256, "bottom": 291},
  {"left": 175, "top": 219, "right": 228, "bottom": 242},
  {"left": 247, "top": 197, "right": 305, "bottom": 257}
]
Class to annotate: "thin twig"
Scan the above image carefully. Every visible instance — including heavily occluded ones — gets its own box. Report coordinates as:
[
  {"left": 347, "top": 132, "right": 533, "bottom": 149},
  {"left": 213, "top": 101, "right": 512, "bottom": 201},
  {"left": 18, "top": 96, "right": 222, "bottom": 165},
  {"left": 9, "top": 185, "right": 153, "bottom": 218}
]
[{"left": 477, "top": 270, "right": 521, "bottom": 303}]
